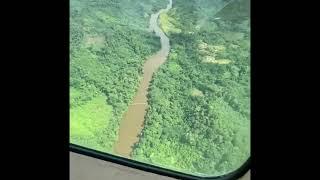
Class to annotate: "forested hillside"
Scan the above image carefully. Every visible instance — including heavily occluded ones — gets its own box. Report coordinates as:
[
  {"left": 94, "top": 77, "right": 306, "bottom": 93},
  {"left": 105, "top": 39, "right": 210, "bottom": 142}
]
[
  {"left": 132, "top": 0, "right": 250, "bottom": 176},
  {"left": 70, "top": 0, "right": 167, "bottom": 152}
]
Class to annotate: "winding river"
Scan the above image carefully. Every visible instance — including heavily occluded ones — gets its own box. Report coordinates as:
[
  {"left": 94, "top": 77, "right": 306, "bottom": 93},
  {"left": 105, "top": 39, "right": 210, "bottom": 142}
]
[{"left": 114, "top": 0, "right": 173, "bottom": 158}]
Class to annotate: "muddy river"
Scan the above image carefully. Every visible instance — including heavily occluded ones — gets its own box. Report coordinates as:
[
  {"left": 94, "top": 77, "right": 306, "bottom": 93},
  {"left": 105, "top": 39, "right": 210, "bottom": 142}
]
[{"left": 114, "top": 0, "right": 173, "bottom": 158}]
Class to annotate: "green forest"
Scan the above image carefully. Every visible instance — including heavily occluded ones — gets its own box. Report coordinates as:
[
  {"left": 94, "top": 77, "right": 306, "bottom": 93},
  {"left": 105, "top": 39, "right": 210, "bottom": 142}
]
[
  {"left": 70, "top": 0, "right": 167, "bottom": 152},
  {"left": 70, "top": 0, "right": 250, "bottom": 177},
  {"left": 132, "top": 0, "right": 250, "bottom": 176}
]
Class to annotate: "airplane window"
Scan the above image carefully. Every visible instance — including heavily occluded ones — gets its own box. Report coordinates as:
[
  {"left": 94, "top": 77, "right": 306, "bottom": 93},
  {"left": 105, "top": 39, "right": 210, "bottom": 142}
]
[{"left": 70, "top": 0, "right": 250, "bottom": 177}]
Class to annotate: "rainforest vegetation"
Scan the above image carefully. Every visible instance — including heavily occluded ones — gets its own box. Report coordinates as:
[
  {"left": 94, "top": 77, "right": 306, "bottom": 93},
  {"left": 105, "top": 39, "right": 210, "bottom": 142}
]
[
  {"left": 70, "top": 0, "right": 250, "bottom": 176},
  {"left": 70, "top": 0, "right": 167, "bottom": 152},
  {"left": 132, "top": 0, "right": 250, "bottom": 176}
]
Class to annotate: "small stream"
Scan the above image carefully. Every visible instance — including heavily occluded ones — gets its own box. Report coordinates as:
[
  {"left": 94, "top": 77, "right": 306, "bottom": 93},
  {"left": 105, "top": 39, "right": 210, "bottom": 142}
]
[{"left": 114, "top": 0, "right": 173, "bottom": 158}]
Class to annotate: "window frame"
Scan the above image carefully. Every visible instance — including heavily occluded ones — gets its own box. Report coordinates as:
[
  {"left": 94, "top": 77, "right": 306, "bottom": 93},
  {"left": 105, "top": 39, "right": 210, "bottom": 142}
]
[
  {"left": 70, "top": 0, "right": 251, "bottom": 178},
  {"left": 70, "top": 143, "right": 250, "bottom": 180}
]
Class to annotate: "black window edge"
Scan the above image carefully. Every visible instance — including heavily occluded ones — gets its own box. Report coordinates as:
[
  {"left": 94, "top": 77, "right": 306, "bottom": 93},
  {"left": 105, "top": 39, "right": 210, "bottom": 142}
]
[{"left": 70, "top": 143, "right": 250, "bottom": 180}]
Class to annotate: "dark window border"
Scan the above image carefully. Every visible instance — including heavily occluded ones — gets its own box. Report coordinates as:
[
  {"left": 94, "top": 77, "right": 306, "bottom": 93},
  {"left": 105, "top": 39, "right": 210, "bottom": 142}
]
[{"left": 70, "top": 143, "right": 250, "bottom": 180}]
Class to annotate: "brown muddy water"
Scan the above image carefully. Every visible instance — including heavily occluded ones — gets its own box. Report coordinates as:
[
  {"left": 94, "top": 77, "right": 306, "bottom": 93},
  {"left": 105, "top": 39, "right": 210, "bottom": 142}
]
[{"left": 114, "top": 0, "right": 173, "bottom": 158}]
